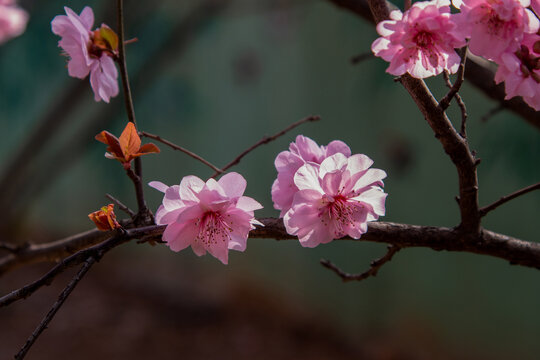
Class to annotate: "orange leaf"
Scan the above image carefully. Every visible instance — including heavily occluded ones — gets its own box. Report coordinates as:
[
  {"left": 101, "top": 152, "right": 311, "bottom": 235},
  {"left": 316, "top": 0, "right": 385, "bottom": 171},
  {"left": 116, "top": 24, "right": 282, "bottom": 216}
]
[
  {"left": 95, "top": 131, "right": 124, "bottom": 161},
  {"left": 88, "top": 204, "right": 121, "bottom": 231},
  {"left": 137, "top": 143, "right": 161, "bottom": 155},
  {"left": 118, "top": 122, "right": 141, "bottom": 160}
]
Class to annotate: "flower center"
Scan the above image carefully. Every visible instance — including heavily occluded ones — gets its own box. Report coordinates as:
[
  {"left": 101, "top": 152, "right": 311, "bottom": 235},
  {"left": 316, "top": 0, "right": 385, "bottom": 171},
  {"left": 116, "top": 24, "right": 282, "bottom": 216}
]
[
  {"left": 413, "top": 31, "right": 434, "bottom": 49},
  {"left": 516, "top": 45, "right": 540, "bottom": 83},
  {"left": 321, "top": 194, "right": 357, "bottom": 237},
  {"left": 194, "top": 211, "right": 232, "bottom": 247}
]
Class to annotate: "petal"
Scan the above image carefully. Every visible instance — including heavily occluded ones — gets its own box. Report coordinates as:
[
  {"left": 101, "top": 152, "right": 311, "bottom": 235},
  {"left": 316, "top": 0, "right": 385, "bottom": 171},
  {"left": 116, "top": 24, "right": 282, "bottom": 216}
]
[
  {"left": 179, "top": 175, "right": 205, "bottom": 202},
  {"left": 236, "top": 196, "right": 263, "bottom": 212},
  {"left": 218, "top": 172, "right": 247, "bottom": 199},
  {"left": 163, "top": 222, "right": 194, "bottom": 252},
  {"left": 319, "top": 153, "right": 348, "bottom": 179},
  {"left": 148, "top": 181, "right": 169, "bottom": 193},
  {"left": 294, "top": 163, "right": 323, "bottom": 192}
]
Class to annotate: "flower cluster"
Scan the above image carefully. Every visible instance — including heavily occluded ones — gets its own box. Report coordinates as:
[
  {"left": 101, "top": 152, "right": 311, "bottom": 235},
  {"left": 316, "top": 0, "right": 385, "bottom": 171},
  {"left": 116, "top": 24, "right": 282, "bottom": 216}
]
[
  {"left": 51, "top": 6, "right": 119, "bottom": 102},
  {"left": 150, "top": 173, "right": 263, "bottom": 265},
  {"left": 149, "top": 136, "right": 387, "bottom": 263},
  {"left": 272, "top": 136, "right": 387, "bottom": 248},
  {"left": 371, "top": 0, "right": 540, "bottom": 110},
  {"left": 371, "top": 0, "right": 466, "bottom": 78},
  {"left": 0, "top": 0, "right": 28, "bottom": 44}
]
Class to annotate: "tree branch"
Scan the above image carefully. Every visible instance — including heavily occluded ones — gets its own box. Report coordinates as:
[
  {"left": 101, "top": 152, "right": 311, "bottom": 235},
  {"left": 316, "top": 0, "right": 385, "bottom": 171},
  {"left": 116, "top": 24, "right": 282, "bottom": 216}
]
[
  {"left": 2, "top": 219, "right": 540, "bottom": 288},
  {"left": 140, "top": 131, "right": 223, "bottom": 174},
  {"left": 480, "top": 181, "right": 540, "bottom": 217},
  {"left": 211, "top": 115, "right": 321, "bottom": 178},
  {"left": 14, "top": 256, "right": 97, "bottom": 360},
  {"left": 321, "top": 245, "right": 400, "bottom": 282}
]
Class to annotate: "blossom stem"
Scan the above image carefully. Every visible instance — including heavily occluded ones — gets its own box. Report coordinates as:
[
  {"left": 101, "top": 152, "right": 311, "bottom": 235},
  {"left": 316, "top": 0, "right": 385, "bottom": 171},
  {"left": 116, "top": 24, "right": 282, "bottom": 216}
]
[
  {"left": 116, "top": 0, "right": 136, "bottom": 127},
  {"left": 480, "top": 181, "right": 540, "bottom": 217}
]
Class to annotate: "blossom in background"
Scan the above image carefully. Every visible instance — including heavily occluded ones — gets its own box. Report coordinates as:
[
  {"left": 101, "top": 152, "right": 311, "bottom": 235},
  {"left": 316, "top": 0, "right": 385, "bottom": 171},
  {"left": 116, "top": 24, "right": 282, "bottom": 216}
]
[
  {"left": 271, "top": 135, "right": 351, "bottom": 217},
  {"left": 88, "top": 204, "right": 121, "bottom": 231},
  {"left": 0, "top": 0, "right": 28, "bottom": 44},
  {"left": 452, "top": 0, "right": 539, "bottom": 60},
  {"left": 283, "top": 153, "right": 387, "bottom": 248},
  {"left": 150, "top": 173, "right": 263, "bottom": 264},
  {"left": 371, "top": 0, "right": 466, "bottom": 78},
  {"left": 95, "top": 122, "right": 160, "bottom": 169},
  {"left": 51, "top": 6, "right": 119, "bottom": 102},
  {"left": 494, "top": 33, "right": 540, "bottom": 110}
]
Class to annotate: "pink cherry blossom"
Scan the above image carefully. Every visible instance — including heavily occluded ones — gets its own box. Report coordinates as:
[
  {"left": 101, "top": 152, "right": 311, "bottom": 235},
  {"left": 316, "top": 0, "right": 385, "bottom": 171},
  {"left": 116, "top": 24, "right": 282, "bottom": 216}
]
[
  {"left": 149, "top": 173, "right": 263, "bottom": 264},
  {"left": 271, "top": 135, "right": 351, "bottom": 218},
  {"left": 371, "top": 0, "right": 466, "bottom": 78},
  {"left": 0, "top": 0, "right": 28, "bottom": 44},
  {"left": 452, "top": 0, "right": 539, "bottom": 60},
  {"left": 494, "top": 33, "right": 540, "bottom": 110},
  {"left": 51, "top": 6, "right": 119, "bottom": 103},
  {"left": 532, "top": 0, "right": 540, "bottom": 16},
  {"left": 283, "top": 153, "right": 387, "bottom": 248}
]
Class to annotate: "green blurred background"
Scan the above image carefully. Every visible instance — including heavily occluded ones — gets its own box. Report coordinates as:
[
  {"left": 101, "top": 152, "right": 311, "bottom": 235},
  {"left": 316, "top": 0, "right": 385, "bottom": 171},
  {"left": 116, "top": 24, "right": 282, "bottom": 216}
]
[{"left": 0, "top": 0, "right": 539, "bottom": 358}]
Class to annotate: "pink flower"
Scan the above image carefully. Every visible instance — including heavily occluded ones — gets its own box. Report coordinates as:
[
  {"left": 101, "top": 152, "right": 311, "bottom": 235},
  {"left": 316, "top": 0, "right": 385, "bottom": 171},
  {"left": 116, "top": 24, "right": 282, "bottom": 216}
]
[
  {"left": 51, "top": 6, "right": 119, "bottom": 103},
  {"left": 0, "top": 0, "right": 28, "bottom": 44},
  {"left": 149, "top": 173, "right": 263, "bottom": 264},
  {"left": 452, "top": 0, "right": 539, "bottom": 60},
  {"left": 271, "top": 135, "right": 351, "bottom": 218},
  {"left": 371, "top": 0, "right": 466, "bottom": 78},
  {"left": 494, "top": 33, "right": 540, "bottom": 110},
  {"left": 283, "top": 153, "right": 387, "bottom": 248}
]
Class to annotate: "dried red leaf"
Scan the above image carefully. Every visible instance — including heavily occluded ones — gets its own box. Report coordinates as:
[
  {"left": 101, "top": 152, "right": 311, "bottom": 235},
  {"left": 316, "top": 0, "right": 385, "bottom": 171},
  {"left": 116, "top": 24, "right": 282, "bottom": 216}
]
[{"left": 88, "top": 204, "right": 121, "bottom": 231}]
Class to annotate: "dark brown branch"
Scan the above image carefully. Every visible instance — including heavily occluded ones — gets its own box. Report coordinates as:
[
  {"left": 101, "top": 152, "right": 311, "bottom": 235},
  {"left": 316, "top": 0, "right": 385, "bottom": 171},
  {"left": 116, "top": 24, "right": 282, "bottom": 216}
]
[
  {"left": 0, "top": 228, "right": 111, "bottom": 276},
  {"left": 2, "top": 219, "right": 540, "bottom": 286},
  {"left": 14, "top": 256, "right": 97, "bottom": 360},
  {"left": 140, "top": 132, "right": 223, "bottom": 173},
  {"left": 321, "top": 245, "right": 400, "bottom": 282},
  {"left": 0, "top": 225, "right": 162, "bottom": 307},
  {"left": 480, "top": 182, "right": 540, "bottom": 217},
  {"left": 324, "top": 0, "right": 540, "bottom": 130},
  {"left": 212, "top": 115, "right": 320, "bottom": 178},
  {"left": 0, "top": 242, "right": 19, "bottom": 253},
  {"left": 106, "top": 193, "right": 135, "bottom": 217}
]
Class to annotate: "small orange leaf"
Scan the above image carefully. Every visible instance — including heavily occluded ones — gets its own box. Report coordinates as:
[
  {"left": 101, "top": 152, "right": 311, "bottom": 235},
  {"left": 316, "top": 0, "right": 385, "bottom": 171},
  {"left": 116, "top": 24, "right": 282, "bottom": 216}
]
[
  {"left": 119, "top": 122, "right": 141, "bottom": 160},
  {"left": 95, "top": 130, "right": 124, "bottom": 161},
  {"left": 137, "top": 143, "right": 161, "bottom": 155},
  {"left": 88, "top": 204, "right": 121, "bottom": 231}
]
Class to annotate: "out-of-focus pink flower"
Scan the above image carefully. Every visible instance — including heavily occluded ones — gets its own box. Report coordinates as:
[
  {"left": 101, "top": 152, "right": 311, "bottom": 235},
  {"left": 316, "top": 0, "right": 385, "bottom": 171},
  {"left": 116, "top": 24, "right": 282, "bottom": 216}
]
[
  {"left": 283, "top": 153, "right": 387, "bottom": 248},
  {"left": 150, "top": 173, "right": 263, "bottom": 264},
  {"left": 0, "top": 0, "right": 28, "bottom": 44},
  {"left": 51, "top": 6, "right": 119, "bottom": 103},
  {"left": 271, "top": 135, "right": 351, "bottom": 218},
  {"left": 494, "top": 33, "right": 540, "bottom": 110},
  {"left": 452, "top": 0, "right": 539, "bottom": 60},
  {"left": 371, "top": 0, "right": 466, "bottom": 78}
]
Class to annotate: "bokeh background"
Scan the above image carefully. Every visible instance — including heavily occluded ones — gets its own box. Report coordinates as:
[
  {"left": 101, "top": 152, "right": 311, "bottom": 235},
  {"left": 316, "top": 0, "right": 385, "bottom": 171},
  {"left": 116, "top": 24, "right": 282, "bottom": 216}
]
[{"left": 1, "top": 0, "right": 539, "bottom": 358}]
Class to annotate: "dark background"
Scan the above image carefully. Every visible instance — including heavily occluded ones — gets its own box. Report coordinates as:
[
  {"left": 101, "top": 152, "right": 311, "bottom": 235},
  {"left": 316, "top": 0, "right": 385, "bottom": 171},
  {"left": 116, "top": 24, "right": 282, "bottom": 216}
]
[{"left": 0, "top": 0, "right": 539, "bottom": 358}]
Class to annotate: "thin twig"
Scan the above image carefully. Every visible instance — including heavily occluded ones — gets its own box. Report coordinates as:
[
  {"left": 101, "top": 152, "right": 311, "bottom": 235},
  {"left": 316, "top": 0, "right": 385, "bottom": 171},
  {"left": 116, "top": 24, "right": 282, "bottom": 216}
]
[
  {"left": 321, "top": 245, "right": 400, "bottom": 282},
  {"left": 106, "top": 193, "right": 135, "bottom": 217},
  {"left": 212, "top": 115, "right": 320, "bottom": 178},
  {"left": 14, "top": 256, "right": 97, "bottom": 360},
  {"left": 116, "top": 0, "right": 136, "bottom": 128},
  {"left": 442, "top": 71, "right": 469, "bottom": 138},
  {"left": 439, "top": 48, "right": 467, "bottom": 112},
  {"left": 480, "top": 181, "right": 540, "bottom": 217},
  {"left": 140, "top": 132, "right": 223, "bottom": 173},
  {"left": 116, "top": 0, "right": 150, "bottom": 220}
]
